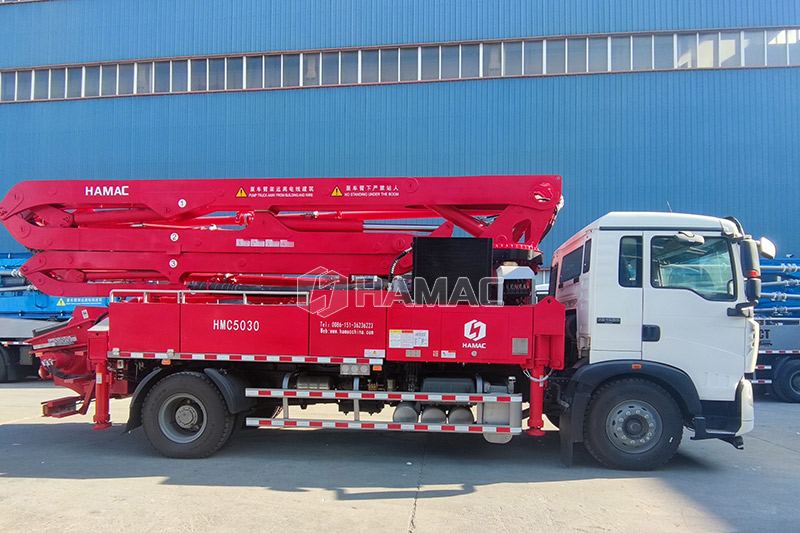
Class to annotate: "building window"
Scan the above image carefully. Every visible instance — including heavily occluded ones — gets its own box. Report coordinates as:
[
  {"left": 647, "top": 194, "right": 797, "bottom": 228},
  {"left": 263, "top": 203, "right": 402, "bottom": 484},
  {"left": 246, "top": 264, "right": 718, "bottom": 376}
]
[
  {"left": 524, "top": 40, "right": 543, "bottom": 74},
  {"left": 421, "top": 46, "right": 439, "bottom": 80},
  {"left": 483, "top": 43, "right": 502, "bottom": 77},
  {"left": 677, "top": 33, "right": 697, "bottom": 68},
  {"left": 190, "top": 59, "right": 207, "bottom": 91},
  {"left": 360, "top": 50, "right": 380, "bottom": 83},
  {"left": 610, "top": 36, "right": 631, "bottom": 71},
  {"left": 587, "top": 37, "right": 607, "bottom": 72},
  {"left": 50, "top": 68, "right": 65, "bottom": 99},
  {"left": 303, "top": 53, "right": 320, "bottom": 86},
  {"left": 632, "top": 35, "right": 652, "bottom": 70},
  {"left": 154, "top": 61, "right": 170, "bottom": 93},
  {"left": 341, "top": 51, "right": 359, "bottom": 83},
  {"left": 742, "top": 30, "right": 765, "bottom": 66},
  {"left": 440, "top": 45, "right": 459, "bottom": 78},
  {"left": 399, "top": 47, "right": 418, "bottom": 81},
  {"left": 208, "top": 58, "right": 224, "bottom": 90},
  {"left": 503, "top": 41, "right": 522, "bottom": 76},
  {"left": 226, "top": 57, "right": 243, "bottom": 90},
  {"left": 322, "top": 52, "right": 339, "bottom": 85},
  {"left": 545, "top": 39, "right": 566, "bottom": 74},
  {"left": 1, "top": 72, "right": 14, "bottom": 101},
  {"left": 283, "top": 54, "right": 300, "bottom": 87},
  {"left": 653, "top": 34, "right": 674, "bottom": 69},
  {"left": 767, "top": 30, "right": 788, "bottom": 66},
  {"left": 698, "top": 33, "right": 718, "bottom": 68},
  {"left": 380, "top": 49, "right": 399, "bottom": 82},
  {"left": 84, "top": 66, "right": 100, "bottom": 97},
  {"left": 33, "top": 69, "right": 48, "bottom": 100},
  {"left": 136, "top": 62, "right": 152, "bottom": 94},
  {"left": 246, "top": 56, "right": 263, "bottom": 89},
  {"left": 66, "top": 67, "right": 81, "bottom": 98},
  {"left": 118, "top": 64, "right": 134, "bottom": 94},
  {"left": 101, "top": 64, "right": 117, "bottom": 96},
  {"left": 172, "top": 60, "right": 188, "bottom": 92},
  {"left": 265, "top": 55, "right": 281, "bottom": 87},
  {"left": 790, "top": 29, "right": 800, "bottom": 65},
  {"left": 567, "top": 38, "right": 587, "bottom": 73},
  {"left": 461, "top": 44, "right": 479, "bottom": 77},
  {"left": 720, "top": 32, "right": 741, "bottom": 67}
]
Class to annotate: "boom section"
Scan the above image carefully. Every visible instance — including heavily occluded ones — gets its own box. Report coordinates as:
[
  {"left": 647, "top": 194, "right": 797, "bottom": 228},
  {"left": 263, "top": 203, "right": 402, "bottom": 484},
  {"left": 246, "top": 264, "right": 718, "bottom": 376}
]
[{"left": 0, "top": 175, "right": 561, "bottom": 296}]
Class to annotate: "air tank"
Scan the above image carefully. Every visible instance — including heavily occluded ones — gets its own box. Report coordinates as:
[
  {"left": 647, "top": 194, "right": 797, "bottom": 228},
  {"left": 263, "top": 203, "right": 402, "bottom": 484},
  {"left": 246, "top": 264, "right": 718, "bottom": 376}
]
[{"left": 392, "top": 402, "right": 419, "bottom": 423}]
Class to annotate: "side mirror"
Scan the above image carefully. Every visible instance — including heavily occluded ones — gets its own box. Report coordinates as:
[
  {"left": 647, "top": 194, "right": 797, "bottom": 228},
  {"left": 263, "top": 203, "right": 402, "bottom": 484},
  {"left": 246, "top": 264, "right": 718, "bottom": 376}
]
[
  {"left": 745, "top": 277, "right": 761, "bottom": 302},
  {"left": 758, "top": 237, "right": 776, "bottom": 259},
  {"left": 675, "top": 231, "right": 705, "bottom": 245}
]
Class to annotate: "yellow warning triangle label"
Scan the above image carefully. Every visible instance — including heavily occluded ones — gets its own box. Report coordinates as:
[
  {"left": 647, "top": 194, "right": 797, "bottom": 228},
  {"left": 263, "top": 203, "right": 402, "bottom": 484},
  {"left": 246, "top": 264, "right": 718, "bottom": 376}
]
[
  {"left": 331, "top": 186, "right": 343, "bottom": 197},
  {"left": 56, "top": 298, "right": 66, "bottom": 307},
  {"left": 236, "top": 187, "right": 248, "bottom": 198}
]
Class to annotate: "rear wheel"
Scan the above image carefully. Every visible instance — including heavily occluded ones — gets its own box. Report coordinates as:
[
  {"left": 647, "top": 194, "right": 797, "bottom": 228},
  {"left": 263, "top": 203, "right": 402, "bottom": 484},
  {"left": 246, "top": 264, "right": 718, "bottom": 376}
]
[
  {"left": 142, "top": 372, "right": 235, "bottom": 458},
  {"left": 773, "top": 359, "right": 800, "bottom": 403},
  {"left": 584, "top": 378, "right": 683, "bottom": 470}
]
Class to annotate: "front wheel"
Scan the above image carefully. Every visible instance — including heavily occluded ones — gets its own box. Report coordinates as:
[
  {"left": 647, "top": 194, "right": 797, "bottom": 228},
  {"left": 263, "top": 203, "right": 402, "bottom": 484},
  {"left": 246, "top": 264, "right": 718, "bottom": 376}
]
[
  {"left": 584, "top": 378, "right": 683, "bottom": 470},
  {"left": 142, "top": 372, "right": 235, "bottom": 458}
]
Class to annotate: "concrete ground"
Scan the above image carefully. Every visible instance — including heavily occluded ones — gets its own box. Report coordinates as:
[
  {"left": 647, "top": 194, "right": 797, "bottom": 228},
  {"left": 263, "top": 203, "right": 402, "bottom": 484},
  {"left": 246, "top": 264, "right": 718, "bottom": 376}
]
[{"left": 0, "top": 381, "right": 798, "bottom": 533}]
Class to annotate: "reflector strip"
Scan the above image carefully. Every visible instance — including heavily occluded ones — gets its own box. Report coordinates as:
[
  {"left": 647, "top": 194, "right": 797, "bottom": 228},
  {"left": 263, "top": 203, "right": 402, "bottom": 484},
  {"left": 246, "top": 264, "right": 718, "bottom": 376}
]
[
  {"left": 755, "top": 365, "right": 772, "bottom": 370},
  {"left": 109, "top": 351, "right": 382, "bottom": 365},
  {"left": 759, "top": 350, "right": 800, "bottom": 355},
  {"left": 245, "top": 417, "right": 521, "bottom": 434},
  {"left": 750, "top": 379, "right": 772, "bottom": 384},
  {"left": 245, "top": 388, "right": 521, "bottom": 403}
]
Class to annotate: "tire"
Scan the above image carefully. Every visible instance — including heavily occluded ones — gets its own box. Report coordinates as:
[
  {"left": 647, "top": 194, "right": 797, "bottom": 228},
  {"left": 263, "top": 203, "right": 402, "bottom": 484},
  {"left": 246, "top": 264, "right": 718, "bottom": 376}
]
[
  {"left": 773, "top": 359, "right": 800, "bottom": 403},
  {"left": 142, "top": 372, "right": 235, "bottom": 458},
  {"left": 584, "top": 378, "right": 683, "bottom": 470}
]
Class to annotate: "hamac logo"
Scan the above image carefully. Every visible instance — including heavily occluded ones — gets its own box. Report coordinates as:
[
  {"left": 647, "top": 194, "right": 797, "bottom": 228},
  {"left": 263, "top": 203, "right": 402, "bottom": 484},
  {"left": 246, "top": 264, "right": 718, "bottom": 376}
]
[{"left": 463, "top": 319, "right": 487, "bottom": 342}]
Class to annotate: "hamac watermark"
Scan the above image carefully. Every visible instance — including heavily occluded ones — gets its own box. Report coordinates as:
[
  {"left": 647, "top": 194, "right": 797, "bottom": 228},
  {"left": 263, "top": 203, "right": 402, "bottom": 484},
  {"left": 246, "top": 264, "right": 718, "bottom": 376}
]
[{"left": 298, "top": 268, "right": 502, "bottom": 318}]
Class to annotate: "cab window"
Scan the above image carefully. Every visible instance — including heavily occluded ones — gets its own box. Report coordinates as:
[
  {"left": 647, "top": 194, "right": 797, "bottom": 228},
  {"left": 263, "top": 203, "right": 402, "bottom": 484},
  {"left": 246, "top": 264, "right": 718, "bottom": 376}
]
[
  {"left": 618, "top": 236, "right": 642, "bottom": 287},
  {"left": 650, "top": 236, "right": 735, "bottom": 300},
  {"left": 559, "top": 247, "right": 583, "bottom": 286}
]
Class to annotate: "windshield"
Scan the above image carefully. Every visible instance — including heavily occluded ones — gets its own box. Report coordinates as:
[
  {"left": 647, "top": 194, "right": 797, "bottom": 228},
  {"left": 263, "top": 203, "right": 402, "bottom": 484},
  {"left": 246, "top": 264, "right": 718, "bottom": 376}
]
[{"left": 650, "top": 236, "right": 735, "bottom": 301}]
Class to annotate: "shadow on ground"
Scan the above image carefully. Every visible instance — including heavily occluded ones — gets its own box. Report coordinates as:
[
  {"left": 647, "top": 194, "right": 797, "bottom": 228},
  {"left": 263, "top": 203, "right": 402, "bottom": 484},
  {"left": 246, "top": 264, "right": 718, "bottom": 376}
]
[{"left": 0, "top": 419, "right": 715, "bottom": 500}]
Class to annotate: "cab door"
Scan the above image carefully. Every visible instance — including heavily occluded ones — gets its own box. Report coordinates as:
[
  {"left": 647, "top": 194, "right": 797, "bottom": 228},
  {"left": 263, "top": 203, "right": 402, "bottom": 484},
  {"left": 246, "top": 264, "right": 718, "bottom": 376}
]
[
  {"left": 588, "top": 232, "right": 643, "bottom": 361},
  {"left": 642, "top": 232, "right": 744, "bottom": 401}
]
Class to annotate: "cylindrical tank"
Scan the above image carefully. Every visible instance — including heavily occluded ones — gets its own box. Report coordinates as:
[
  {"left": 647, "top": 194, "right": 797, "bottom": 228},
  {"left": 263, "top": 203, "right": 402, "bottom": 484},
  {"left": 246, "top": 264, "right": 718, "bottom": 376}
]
[
  {"left": 447, "top": 406, "right": 475, "bottom": 424},
  {"left": 392, "top": 401, "right": 419, "bottom": 423},
  {"left": 420, "top": 406, "right": 447, "bottom": 423}
]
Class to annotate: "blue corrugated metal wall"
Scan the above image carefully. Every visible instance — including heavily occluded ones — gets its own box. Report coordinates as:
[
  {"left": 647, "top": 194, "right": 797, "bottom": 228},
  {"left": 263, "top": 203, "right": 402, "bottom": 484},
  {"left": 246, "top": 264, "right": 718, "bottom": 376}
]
[{"left": 1, "top": 0, "right": 799, "bottom": 257}]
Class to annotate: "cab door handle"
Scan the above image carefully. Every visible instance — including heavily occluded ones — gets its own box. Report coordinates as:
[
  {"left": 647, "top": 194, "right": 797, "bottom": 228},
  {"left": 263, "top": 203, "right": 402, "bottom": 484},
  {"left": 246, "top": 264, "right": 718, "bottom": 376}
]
[{"left": 642, "top": 325, "right": 661, "bottom": 342}]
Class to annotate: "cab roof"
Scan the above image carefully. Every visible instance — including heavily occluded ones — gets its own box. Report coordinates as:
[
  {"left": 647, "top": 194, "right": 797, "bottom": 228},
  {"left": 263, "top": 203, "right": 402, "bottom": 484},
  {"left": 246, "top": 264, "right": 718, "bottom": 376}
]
[{"left": 592, "top": 212, "right": 736, "bottom": 232}]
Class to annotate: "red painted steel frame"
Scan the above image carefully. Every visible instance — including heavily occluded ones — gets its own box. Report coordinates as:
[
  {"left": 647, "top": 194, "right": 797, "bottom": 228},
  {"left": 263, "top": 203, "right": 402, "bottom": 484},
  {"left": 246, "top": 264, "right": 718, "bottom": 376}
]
[{"left": 0, "top": 175, "right": 561, "bottom": 296}]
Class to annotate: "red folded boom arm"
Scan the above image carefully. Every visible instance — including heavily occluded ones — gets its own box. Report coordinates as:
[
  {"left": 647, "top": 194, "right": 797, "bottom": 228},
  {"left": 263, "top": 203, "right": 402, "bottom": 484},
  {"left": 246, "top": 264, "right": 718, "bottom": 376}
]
[{"left": 0, "top": 175, "right": 562, "bottom": 296}]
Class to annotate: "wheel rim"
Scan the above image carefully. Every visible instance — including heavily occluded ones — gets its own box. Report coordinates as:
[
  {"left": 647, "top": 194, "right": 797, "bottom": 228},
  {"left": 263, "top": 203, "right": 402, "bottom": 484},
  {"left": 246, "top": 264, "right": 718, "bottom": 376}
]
[
  {"left": 605, "top": 399, "right": 663, "bottom": 454},
  {"left": 789, "top": 370, "right": 800, "bottom": 395},
  {"left": 158, "top": 393, "right": 208, "bottom": 444}
]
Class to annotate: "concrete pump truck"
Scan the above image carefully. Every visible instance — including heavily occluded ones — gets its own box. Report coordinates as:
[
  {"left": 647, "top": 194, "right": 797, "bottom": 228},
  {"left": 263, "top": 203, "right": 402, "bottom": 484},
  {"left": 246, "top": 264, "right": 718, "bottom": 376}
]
[{"left": 0, "top": 175, "right": 774, "bottom": 469}]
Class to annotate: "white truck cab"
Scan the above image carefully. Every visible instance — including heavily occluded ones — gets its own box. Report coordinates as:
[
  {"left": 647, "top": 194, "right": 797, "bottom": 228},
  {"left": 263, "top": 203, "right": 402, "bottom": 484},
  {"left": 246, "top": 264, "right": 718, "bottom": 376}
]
[{"left": 549, "top": 212, "right": 773, "bottom": 469}]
